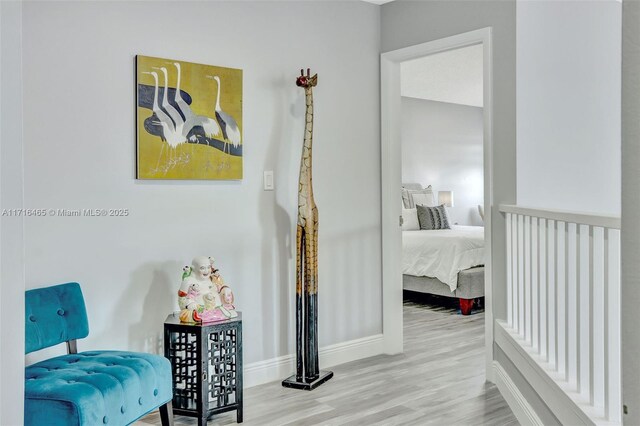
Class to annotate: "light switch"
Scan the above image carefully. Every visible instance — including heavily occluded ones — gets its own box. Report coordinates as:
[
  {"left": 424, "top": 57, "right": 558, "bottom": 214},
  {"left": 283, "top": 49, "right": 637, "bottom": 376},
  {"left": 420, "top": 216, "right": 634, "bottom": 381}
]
[{"left": 264, "top": 171, "right": 274, "bottom": 191}]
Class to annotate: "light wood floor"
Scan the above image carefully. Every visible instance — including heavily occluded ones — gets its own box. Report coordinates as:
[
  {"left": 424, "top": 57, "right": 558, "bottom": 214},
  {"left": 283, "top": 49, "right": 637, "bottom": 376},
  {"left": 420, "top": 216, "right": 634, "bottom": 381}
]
[{"left": 138, "top": 295, "right": 518, "bottom": 426}]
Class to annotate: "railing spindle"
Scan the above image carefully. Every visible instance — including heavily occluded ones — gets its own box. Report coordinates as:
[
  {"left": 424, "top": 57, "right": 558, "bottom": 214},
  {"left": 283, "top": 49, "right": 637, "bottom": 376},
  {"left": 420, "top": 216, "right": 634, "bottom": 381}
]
[
  {"left": 532, "top": 217, "right": 539, "bottom": 352},
  {"left": 578, "top": 224, "right": 591, "bottom": 400},
  {"left": 539, "top": 218, "right": 548, "bottom": 360},
  {"left": 567, "top": 222, "right": 580, "bottom": 390},
  {"left": 548, "top": 219, "right": 557, "bottom": 369},
  {"left": 512, "top": 213, "right": 519, "bottom": 330},
  {"left": 557, "top": 221, "right": 567, "bottom": 379},
  {"left": 593, "top": 226, "right": 605, "bottom": 414},
  {"left": 525, "top": 216, "right": 532, "bottom": 344},
  {"left": 607, "top": 229, "right": 621, "bottom": 423},
  {"left": 518, "top": 214, "right": 525, "bottom": 337},
  {"left": 507, "top": 213, "right": 513, "bottom": 328}
]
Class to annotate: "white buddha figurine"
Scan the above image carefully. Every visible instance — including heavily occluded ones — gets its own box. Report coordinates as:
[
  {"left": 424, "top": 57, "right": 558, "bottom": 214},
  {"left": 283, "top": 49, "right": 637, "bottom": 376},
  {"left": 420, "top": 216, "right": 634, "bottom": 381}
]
[
  {"left": 178, "top": 256, "right": 222, "bottom": 323},
  {"left": 177, "top": 256, "right": 237, "bottom": 323}
]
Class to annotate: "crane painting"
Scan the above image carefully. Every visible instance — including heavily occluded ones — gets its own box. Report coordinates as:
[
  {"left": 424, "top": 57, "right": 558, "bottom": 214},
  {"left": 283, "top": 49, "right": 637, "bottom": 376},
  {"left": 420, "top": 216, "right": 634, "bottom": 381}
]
[{"left": 136, "top": 55, "right": 243, "bottom": 180}]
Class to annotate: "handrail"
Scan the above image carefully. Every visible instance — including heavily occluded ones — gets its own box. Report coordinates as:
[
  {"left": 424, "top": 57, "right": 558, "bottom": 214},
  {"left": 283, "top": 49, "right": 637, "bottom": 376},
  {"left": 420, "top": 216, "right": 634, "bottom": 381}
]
[{"left": 499, "top": 204, "right": 621, "bottom": 230}]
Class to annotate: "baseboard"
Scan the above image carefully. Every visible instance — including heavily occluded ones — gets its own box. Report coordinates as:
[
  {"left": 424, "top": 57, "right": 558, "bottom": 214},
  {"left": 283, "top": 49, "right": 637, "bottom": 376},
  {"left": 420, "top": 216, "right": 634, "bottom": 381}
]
[
  {"left": 244, "top": 334, "right": 384, "bottom": 388},
  {"left": 495, "top": 322, "right": 612, "bottom": 426},
  {"left": 493, "top": 361, "right": 544, "bottom": 426}
]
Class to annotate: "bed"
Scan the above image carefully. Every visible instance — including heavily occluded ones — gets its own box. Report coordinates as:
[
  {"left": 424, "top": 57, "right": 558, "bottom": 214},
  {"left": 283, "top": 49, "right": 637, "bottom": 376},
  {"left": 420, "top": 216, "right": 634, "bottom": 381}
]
[
  {"left": 401, "top": 182, "right": 486, "bottom": 315},
  {"left": 402, "top": 226, "right": 485, "bottom": 314}
]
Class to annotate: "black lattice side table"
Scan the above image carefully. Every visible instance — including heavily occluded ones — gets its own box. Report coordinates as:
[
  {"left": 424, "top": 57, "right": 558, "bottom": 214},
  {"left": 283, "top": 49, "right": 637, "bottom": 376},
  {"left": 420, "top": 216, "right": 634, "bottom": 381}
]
[{"left": 164, "top": 313, "right": 243, "bottom": 425}]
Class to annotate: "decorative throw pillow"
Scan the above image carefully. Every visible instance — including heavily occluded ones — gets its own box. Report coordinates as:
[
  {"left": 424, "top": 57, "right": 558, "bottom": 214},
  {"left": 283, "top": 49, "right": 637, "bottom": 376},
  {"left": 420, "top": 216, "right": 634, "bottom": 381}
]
[
  {"left": 416, "top": 204, "right": 451, "bottom": 230},
  {"left": 435, "top": 205, "right": 451, "bottom": 229},
  {"left": 416, "top": 205, "right": 435, "bottom": 230},
  {"left": 402, "top": 183, "right": 424, "bottom": 190},
  {"left": 401, "top": 188, "right": 412, "bottom": 208},
  {"left": 406, "top": 186, "right": 435, "bottom": 208},
  {"left": 402, "top": 208, "right": 420, "bottom": 231},
  {"left": 411, "top": 191, "right": 435, "bottom": 208}
]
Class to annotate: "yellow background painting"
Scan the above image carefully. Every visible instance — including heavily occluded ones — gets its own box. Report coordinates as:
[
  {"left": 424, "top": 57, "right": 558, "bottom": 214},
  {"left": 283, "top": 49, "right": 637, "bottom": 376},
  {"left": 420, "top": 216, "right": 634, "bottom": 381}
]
[{"left": 136, "top": 55, "right": 243, "bottom": 179}]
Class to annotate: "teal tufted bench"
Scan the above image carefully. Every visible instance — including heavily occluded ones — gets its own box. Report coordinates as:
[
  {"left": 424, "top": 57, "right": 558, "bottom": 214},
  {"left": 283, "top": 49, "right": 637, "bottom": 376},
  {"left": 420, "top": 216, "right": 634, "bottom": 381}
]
[{"left": 25, "top": 283, "right": 174, "bottom": 426}]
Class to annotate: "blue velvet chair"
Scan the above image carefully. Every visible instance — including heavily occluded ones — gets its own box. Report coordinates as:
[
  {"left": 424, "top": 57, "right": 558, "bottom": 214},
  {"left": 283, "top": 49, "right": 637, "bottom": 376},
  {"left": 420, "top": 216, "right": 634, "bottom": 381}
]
[{"left": 25, "top": 282, "right": 174, "bottom": 426}]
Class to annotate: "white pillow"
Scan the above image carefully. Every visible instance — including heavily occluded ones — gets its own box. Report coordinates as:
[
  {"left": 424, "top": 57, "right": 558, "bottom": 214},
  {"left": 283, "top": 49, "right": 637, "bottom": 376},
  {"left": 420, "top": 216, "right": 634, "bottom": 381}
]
[
  {"left": 402, "top": 183, "right": 423, "bottom": 191},
  {"left": 402, "top": 208, "right": 420, "bottom": 231},
  {"left": 401, "top": 188, "right": 412, "bottom": 208},
  {"left": 408, "top": 187, "right": 436, "bottom": 208}
]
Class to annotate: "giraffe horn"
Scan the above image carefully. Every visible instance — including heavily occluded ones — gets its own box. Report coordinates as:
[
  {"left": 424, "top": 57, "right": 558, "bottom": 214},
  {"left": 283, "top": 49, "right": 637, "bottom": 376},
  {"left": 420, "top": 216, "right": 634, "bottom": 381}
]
[{"left": 307, "top": 68, "right": 311, "bottom": 77}]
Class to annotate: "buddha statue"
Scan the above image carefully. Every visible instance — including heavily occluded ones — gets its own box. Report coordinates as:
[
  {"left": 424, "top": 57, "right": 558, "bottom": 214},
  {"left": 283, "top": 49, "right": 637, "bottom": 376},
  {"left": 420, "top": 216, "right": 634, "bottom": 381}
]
[
  {"left": 177, "top": 256, "right": 238, "bottom": 323},
  {"left": 209, "top": 257, "right": 238, "bottom": 318}
]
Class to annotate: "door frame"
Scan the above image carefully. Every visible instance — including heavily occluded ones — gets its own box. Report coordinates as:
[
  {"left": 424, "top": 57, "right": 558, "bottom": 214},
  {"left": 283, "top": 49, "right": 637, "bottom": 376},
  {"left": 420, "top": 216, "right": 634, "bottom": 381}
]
[{"left": 380, "top": 27, "right": 495, "bottom": 379}]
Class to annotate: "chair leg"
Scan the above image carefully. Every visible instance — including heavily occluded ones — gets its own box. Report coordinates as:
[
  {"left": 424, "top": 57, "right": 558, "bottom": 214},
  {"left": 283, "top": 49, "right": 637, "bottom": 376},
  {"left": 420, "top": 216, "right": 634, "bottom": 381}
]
[{"left": 159, "top": 400, "right": 174, "bottom": 426}]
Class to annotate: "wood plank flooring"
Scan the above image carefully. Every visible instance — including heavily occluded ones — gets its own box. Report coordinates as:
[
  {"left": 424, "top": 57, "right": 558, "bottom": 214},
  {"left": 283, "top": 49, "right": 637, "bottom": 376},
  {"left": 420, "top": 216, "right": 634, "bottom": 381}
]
[{"left": 138, "top": 294, "right": 518, "bottom": 425}]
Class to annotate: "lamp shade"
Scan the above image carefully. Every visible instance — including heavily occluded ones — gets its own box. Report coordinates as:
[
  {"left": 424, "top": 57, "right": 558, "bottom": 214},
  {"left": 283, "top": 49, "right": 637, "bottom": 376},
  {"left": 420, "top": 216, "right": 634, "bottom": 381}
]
[{"left": 438, "top": 191, "right": 454, "bottom": 207}]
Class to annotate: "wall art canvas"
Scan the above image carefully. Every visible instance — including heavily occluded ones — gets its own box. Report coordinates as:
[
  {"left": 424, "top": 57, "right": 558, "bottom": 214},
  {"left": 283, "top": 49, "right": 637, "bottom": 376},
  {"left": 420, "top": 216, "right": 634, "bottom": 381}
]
[{"left": 136, "top": 55, "right": 243, "bottom": 179}]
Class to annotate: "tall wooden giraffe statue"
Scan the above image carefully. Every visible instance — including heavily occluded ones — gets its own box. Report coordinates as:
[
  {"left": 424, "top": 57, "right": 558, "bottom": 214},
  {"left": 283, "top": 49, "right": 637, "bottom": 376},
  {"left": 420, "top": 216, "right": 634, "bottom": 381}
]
[{"left": 282, "top": 68, "right": 333, "bottom": 391}]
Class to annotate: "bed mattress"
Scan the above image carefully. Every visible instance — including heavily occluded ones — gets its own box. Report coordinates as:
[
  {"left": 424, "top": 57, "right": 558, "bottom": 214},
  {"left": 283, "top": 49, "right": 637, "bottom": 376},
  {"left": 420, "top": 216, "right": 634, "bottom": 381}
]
[{"left": 402, "top": 225, "right": 485, "bottom": 291}]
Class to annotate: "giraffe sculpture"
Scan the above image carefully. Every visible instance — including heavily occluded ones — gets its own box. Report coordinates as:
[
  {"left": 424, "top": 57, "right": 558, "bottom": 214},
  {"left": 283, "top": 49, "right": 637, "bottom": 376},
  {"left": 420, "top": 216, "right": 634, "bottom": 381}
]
[{"left": 282, "top": 68, "right": 333, "bottom": 390}]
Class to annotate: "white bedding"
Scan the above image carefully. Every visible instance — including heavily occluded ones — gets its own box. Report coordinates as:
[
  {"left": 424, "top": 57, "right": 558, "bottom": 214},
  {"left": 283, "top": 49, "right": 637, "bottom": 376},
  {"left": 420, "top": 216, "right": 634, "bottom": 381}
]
[{"left": 402, "top": 225, "right": 484, "bottom": 292}]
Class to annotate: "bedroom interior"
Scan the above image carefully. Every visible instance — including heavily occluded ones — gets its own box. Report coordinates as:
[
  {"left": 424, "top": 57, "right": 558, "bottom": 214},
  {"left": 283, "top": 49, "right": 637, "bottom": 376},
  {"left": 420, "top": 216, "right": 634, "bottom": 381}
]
[
  {"left": 1, "top": 0, "right": 637, "bottom": 425},
  {"left": 400, "top": 43, "right": 486, "bottom": 316}
]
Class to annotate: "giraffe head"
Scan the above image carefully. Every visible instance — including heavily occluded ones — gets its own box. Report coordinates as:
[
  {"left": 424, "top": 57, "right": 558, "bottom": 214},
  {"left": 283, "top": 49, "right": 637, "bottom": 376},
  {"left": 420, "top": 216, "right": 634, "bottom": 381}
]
[{"left": 296, "top": 68, "right": 318, "bottom": 88}]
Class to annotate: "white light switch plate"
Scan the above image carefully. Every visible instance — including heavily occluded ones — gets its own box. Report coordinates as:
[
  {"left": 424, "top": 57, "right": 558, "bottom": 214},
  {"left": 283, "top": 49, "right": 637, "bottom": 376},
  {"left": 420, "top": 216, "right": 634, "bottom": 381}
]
[{"left": 264, "top": 171, "right": 274, "bottom": 191}]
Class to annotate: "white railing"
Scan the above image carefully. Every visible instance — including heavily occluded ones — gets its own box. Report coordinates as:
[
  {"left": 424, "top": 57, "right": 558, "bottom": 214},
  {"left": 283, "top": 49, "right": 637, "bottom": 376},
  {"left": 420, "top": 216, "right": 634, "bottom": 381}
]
[{"left": 499, "top": 204, "right": 621, "bottom": 424}]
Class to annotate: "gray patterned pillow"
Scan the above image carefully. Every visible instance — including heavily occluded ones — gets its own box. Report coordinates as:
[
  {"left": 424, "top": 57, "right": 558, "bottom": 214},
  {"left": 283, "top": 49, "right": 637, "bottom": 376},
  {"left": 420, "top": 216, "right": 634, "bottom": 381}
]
[{"left": 416, "top": 205, "right": 451, "bottom": 230}]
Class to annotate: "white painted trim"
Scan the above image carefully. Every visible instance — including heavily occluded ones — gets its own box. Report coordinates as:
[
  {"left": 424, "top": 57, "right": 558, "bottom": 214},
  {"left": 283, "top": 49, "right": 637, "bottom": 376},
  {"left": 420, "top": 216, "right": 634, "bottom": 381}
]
[
  {"left": 493, "top": 361, "right": 544, "bottom": 426},
  {"left": 381, "top": 46, "right": 403, "bottom": 355},
  {"left": 243, "top": 334, "right": 384, "bottom": 388},
  {"left": 499, "top": 204, "right": 621, "bottom": 230},
  {"left": 380, "top": 28, "right": 495, "bottom": 379},
  {"left": 495, "top": 321, "right": 618, "bottom": 426},
  {"left": 0, "top": 1, "right": 25, "bottom": 425},
  {"left": 482, "top": 27, "right": 495, "bottom": 383}
]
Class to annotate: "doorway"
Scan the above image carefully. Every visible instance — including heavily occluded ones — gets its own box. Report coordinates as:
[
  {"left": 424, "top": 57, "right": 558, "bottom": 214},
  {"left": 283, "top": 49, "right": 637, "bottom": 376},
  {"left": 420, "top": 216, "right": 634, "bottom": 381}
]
[{"left": 380, "top": 28, "right": 494, "bottom": 379}]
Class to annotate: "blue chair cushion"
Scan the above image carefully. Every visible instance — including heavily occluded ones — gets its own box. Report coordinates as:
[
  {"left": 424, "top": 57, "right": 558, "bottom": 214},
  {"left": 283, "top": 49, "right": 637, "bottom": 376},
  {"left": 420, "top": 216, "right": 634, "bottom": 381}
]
[
  {"left": 25, "top": 282, "right": 89, "bottom": 354},
  {"left": 25, "top": 351, "right": 172, "bottom": 426}
]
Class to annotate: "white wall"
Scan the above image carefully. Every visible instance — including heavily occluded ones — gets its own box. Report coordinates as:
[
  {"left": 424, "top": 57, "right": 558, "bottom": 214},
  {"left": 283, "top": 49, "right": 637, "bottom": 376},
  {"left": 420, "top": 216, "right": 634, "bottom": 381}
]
[
  {"left": 22, "top": 1, "right": 381, "bottom": 367},
  {"left": 401, "top": 97, "right": 483, "bottom": 226},
  {"left": 0, "top": 0, "right": 25, "bottom": 424},
  {"left": 516, "top": 0, "right": 621, "bottom": 215}
]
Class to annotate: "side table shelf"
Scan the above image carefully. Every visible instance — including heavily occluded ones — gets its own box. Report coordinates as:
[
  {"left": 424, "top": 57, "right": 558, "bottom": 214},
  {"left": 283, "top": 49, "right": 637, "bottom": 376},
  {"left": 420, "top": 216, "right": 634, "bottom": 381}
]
[{"left": 164, "top": 313, "right": 243, "bottom": 425}]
